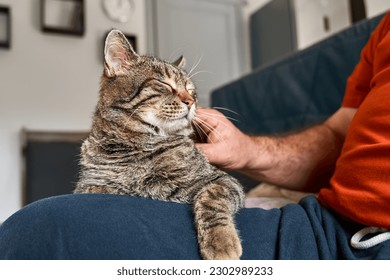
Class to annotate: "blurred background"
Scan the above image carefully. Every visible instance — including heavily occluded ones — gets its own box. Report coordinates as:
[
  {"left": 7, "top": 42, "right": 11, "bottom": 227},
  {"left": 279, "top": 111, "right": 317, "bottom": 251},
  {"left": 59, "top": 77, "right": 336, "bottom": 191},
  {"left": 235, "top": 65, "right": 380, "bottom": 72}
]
[{"left": 0, "top": 0, "right": 389, "bottom": 223}]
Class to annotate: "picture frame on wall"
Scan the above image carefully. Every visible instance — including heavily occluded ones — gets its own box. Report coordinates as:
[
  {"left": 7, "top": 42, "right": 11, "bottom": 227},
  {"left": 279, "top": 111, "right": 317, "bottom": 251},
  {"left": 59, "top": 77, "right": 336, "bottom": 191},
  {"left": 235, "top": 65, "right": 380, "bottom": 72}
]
[
  {"left": 0, "top": 6, "right": 11, "bottom": 48},
  {"left": 41, "top": 0, "right": 85, "bottom": 36}
]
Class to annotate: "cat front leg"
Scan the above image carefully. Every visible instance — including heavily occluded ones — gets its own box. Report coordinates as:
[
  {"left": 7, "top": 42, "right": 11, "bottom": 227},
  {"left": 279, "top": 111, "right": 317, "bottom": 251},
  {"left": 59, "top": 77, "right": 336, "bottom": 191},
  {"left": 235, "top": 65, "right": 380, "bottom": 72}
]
[{"left": 193, "top": 183, "right": 243, "bottom": 260}]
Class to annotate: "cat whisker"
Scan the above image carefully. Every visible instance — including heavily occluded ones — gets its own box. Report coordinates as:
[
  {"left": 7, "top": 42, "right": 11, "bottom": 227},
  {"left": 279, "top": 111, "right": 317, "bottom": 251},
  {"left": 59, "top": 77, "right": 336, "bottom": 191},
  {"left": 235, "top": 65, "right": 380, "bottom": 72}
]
[
  {"left": 193, "top": 117, "right": 226, "bottom": 146},
  {"left": 195, "top": 121, "right": 226, "bottom": 148},
  {"left": 189, "top": 70, "right": 215, "bottom": 80},
  {"left": 197, "top": 111, "right": 240, "bottom": 123},
  {"left": 129, "top": 105, "right": 146, "bottom": 118},
  {"left": 192, "top": 121, "right": 216, "bottom": 145},
  {"left": 188, "top": 53, "right": 203, "bottom": 77},
  {"left": 192, "top": 121, "right": 212, "bottom": 144},
  {"left": 191, "top": 79, "right": 206, "bottom": 83},
  {"left": 122, "top": 105, "right": 147, "bottom": 133},
  {"left": 210, "top": 106, "right": 240, "bottom": 116},
  {"left": 195, "top": 112, "right": 238, "bottom": 131},
  {"left": 192, "top": 122, "right": 204, "bottom": 140},
  {"left": 193, "top": 117, "right": 219, "bottom": 136},
  {"left": 167, "top": 44, "right": 190, "bottom": 62}
]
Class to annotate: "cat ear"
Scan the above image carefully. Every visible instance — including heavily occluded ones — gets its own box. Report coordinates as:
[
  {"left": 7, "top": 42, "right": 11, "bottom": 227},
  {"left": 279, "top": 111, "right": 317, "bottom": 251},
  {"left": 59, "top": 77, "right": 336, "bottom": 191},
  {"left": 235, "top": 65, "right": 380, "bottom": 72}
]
[
  {"left": 172, "top": 56, "right": 186, "bottom": 68},
  {"left": 104, "top": 30, "right": 138, "bottom": 77}
]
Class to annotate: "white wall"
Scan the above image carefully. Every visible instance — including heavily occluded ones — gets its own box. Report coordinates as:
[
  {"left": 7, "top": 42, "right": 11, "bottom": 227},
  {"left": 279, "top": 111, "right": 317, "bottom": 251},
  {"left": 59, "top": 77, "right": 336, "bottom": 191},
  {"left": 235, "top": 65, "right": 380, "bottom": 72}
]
[
  {"left": 294, "top": 0, "right": 390, "bottom": 49},
  {"left": 242, "top": 0, "right": 390, "bottom": 54},
  {"left": 294, "top": 0, "right": 351, "bottom": 50},
  {"left": 365, "top": 0, "right": 390, "bottom": 17},
  {"left": 0, "top": 0, "right": 147, "bottom": 222}
]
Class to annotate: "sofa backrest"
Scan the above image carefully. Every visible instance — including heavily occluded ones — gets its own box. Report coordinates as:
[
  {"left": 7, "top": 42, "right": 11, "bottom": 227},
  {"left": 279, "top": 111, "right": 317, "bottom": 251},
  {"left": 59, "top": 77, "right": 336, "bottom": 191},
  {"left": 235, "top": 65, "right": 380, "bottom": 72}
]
[{"left": 211, "top": 13, "right": 385, "bottom": 135}]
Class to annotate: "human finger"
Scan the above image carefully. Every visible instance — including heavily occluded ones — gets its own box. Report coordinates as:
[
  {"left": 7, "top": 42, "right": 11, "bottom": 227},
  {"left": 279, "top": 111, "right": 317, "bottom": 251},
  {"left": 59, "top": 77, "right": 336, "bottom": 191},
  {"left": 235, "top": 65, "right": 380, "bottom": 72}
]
[
  {"left": 194, "top": 108, "right": 226, "bottom": 134},
  {"left": 195, "top": 143, "right": 221, "bottom": 166},
  {"left": 193, "top": 109, "right": 217, "bottom": 135}
]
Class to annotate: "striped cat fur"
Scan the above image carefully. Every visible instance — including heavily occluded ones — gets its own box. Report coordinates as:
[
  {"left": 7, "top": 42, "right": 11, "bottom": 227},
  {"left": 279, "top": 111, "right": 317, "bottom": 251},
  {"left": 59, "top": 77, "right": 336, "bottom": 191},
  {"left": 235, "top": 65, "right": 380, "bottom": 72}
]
[{"left": 74, "top": 30, "right": 244, "bottom": 260}]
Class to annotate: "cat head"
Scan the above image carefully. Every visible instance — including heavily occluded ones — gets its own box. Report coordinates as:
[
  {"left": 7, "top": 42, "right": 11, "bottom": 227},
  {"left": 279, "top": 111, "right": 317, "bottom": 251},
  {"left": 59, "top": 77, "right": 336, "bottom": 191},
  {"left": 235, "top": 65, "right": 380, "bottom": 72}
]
[{"left": 99, "top": 30, "right": 197, "bottom": 137}]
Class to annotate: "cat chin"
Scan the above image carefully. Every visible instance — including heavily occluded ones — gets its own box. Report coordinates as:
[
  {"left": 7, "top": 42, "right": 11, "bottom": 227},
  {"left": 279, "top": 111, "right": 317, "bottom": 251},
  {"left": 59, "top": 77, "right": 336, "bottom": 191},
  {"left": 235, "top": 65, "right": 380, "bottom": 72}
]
[
  {"left": 161, "top": 118, "right": 193, "bottom": 136},
  {"left": 140, "top": 107, "right": 195, "bottom": 137},
  {"left": 141, "top": 112, "right": 192, "bottom": 137},
  {"left": 187, "top": 104, "right": 196, "bottom": 121}
]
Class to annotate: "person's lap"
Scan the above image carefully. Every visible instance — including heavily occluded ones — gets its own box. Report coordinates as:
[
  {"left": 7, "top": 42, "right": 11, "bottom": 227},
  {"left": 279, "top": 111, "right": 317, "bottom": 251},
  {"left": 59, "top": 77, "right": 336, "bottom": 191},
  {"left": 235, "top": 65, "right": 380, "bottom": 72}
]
[{"left": 0, "top": 194, "right": 388, "bottom": 259}]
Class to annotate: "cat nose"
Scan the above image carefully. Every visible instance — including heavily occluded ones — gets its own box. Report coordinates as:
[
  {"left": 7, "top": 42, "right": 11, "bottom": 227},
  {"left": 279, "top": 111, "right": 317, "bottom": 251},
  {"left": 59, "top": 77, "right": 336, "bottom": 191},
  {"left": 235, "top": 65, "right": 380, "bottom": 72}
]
[{"left": 178, "top": 91, "right": 194, "bottom": 108}]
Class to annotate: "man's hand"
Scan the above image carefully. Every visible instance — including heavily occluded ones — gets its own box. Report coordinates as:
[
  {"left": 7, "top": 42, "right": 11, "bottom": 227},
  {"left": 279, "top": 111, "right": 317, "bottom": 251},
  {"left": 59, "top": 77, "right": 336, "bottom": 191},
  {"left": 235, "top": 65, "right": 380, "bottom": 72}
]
[
  {"left": 194, "top": 108, "right": 253, "bottom": 170},
  {"left": 193, "top": 107, "right": 356, "bottom": 192}
]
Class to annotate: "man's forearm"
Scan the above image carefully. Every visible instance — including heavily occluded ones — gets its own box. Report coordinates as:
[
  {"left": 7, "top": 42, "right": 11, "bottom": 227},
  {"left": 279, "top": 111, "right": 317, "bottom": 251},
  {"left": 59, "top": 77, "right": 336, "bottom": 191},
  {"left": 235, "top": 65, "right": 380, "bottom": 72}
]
[
  {"left": 241, "top": 124, "right": 344, "bottom": 192},
  {"left": 195, "top": 107, "right": 355, "bottom": 192}
]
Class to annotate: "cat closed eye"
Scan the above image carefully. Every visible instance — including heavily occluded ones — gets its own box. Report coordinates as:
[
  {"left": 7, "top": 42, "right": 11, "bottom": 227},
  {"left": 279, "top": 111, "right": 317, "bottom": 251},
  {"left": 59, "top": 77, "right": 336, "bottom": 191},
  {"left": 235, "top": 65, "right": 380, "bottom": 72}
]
[{"left": 157, "top": 80, "right": 176, "bottom": 93}]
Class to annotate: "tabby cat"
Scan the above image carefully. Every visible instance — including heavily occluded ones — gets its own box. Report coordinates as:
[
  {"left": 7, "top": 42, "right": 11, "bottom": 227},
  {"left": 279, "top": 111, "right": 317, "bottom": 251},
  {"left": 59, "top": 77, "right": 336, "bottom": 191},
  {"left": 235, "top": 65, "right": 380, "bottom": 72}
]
[{"left": 74, "top": 30, "right": 244, "bottom": 260}]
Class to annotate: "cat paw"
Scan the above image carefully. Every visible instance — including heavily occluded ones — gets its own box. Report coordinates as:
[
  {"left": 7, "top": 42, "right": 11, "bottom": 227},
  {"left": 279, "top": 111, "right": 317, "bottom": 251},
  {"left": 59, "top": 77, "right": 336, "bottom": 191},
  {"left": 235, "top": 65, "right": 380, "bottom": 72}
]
[{"left": 200, "top": 225, "right": 242, "bottom": 260}]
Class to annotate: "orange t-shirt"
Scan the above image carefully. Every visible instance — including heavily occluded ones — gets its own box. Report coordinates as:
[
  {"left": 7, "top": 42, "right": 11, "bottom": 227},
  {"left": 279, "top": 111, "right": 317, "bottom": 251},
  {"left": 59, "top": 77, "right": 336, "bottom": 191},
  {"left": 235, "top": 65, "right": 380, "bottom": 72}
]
[{"left": 318, "top": 12, "right": 390, "bottom": 228}]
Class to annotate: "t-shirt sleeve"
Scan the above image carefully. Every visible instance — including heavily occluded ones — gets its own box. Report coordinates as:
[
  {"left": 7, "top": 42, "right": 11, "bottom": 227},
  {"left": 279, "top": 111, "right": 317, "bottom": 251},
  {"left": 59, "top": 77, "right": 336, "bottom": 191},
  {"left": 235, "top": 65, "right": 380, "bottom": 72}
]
[
  {"left": 318, "top": 12, "right": 390, "bottom": 228},
  {"left": 342, "top": 13, "right": 390, "bottom": 108}
]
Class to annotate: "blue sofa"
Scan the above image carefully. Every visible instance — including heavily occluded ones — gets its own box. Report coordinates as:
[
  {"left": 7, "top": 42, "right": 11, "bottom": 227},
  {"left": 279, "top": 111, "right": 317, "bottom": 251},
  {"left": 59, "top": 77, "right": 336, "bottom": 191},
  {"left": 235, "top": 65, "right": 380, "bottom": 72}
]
[
  {"left": 212, "top": 13, "right": 383, "bottom": 135},
  {"left": 0, "top": 14, "right": 389, "bottom": 260}
]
